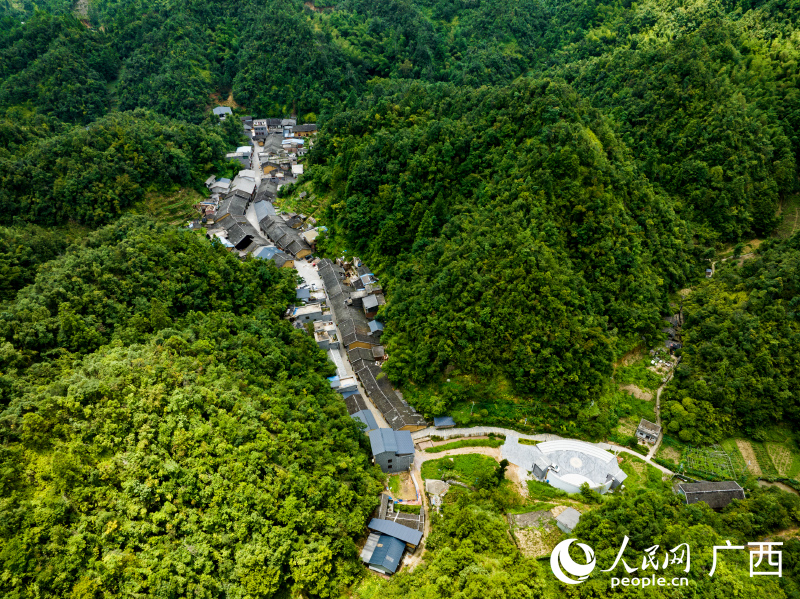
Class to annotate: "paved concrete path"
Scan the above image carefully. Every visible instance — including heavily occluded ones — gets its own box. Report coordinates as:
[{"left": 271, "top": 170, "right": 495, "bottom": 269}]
[{"left": 412, "top": 426, "right": 675, "bottom": 475}]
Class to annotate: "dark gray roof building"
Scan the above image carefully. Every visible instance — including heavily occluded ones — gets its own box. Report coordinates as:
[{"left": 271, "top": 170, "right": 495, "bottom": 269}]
[
  {"left": 678, "top": 481, "right": 745, "bottom": 510},
  {"left": 259, "top": 215, "right": 312, "bottom": 257},
  {"left": 434, "top": 416, "right": 456, "bottom": 428},
  {"left": 353, "top": 353, "right": 425, "bottom": 431},
  {"left": 345, "top": 393, "right": 369, "bottom": 415}
]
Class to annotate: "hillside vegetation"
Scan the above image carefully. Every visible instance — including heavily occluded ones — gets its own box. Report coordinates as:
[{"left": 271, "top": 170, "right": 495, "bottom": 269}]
[{"left": 0, "top": 218, "right": 383, "bottom": 597}]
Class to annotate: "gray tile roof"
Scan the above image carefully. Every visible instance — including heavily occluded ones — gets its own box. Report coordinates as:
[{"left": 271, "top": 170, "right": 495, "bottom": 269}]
[
  {"left": 253, "top": 200, "right": 276, "bottom": 221},
  {"left": 345, "top": 393, "right": 369, "bottom": 415},
  {"left": 367, "top": 518, "right": 423, "bottom": 547},
  {"left": 638, "top": 418, "right": 662, "bottom": 434},
  {"left": 678, "top": 481, "right": 745, "bottom": 509},
  {"left": 353, "top": 361, "right": 425, "bottom": 430},
  {"left": 259, "top": 215, "right": 311, "bottom": 257}
]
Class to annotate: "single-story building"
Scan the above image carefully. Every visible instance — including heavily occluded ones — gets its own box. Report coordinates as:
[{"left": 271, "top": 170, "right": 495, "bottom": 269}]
[
  {"left": 351, "top": 409, "right": 378, "bottom": 432},
  {"left": 556, "top": 507, "right": 582, "bottom": 534},
  {"left": 213, "top": 106, "right": 232, "bottom": 120},
  {"left": 253, "top": 246, "right": 294, "bottom": 268},
  {"left": 434, "top": 416, "right": 456, "bottom": 429},
  {"left": 293, "top": 124, "right": 317, "bottom": 137},
  {"left": 363, "top": 534, "right": 405, "bottom": 575},
  {"left": 636, "top": 418, "right": 662, "bottom": 444},
  {"left": 369, "top": 428, "right": 415, "bottom": 473},
  {"left": 293, "top": 304, "right": 332, "bottom": 324},
  {"left": 677, "top": 481, "right": 745, "bottom": 510}
]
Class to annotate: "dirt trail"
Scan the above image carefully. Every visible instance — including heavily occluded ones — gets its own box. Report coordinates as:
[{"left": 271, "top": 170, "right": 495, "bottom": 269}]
[
  {"left": 737, "top": 440, "right": 763, "bottom": 475},
  {"left": 619, "top": 384, "right": 653, "bottom": 401},
  {"left": 646, "top": 373, "right": 672, "bottom": 460}
]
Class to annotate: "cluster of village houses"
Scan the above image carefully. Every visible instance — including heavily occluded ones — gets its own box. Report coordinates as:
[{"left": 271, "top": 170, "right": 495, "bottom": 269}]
[
  {"left": 291, "top": 255, "right": 435, "bottom": 575},
  {"left": 193, "top": 112, "right": 324, "bottom": 266},
  {"left": 197, "top": 110, "right": 433, "bottom": 575}
]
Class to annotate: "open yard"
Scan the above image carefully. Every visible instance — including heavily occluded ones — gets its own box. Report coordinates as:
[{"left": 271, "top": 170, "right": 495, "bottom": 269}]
[{"left": 420, "top": 454, "right": 498, "bottom": 486}]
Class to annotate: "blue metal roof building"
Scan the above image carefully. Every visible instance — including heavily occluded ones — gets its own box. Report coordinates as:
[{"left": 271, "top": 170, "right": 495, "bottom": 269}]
[
  {"left": 367, "top": 518, "right": 423, "bottom": 548},
  {"left": 253, "top": 246, "right": 280, "bottom": 260},
  {"left": 368, "top": 535, "right": 406, "bottom": 574},
  {"left": 352, "top": 410, "right": 378, "bottom": 432},
  {"left": 434, "top": 416, "right": 456, "bottom": 428}
]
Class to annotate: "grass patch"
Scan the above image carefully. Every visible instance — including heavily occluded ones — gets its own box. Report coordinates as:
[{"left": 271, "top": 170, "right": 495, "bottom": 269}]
[
  {"left": 424, "top": 438, "right": 504, "bottom": 453},
  {"left": 752, "top": 442, "right": 779, "bottom": 477},
  {"left": 615, "top": 358, "right": 663, "bottom": 392},
  {"left": 129, "top": 186, "right": 206, "bottom": 224},
  {"left": 394, "top": 503, "right": 421, "bottom": 514},
  {"left": 618, "top": 455, "right": 664, "bottom": 491},
  {"left": 420, "top": 454, "right": 498, "bottom": 486},
  {"left": 526, "top": 480, "right": 572, "bottom": 501},
  {"left": 519, "top": 438, "right": 539, "bottom": 446},
  {"left": 387, "top": 475, "right": 400, "bottom": 495},
  {"left": 508, "top": 501, "right": 556, "bottom": 514},
  {"left": 775, "top": 194, "right": 800, "bottom": 239}
]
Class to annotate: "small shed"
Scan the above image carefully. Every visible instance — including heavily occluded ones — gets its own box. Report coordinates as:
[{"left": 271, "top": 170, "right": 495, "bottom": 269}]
[
  {"left": 636, "top": 418, "right": 662, "bottom": 444},
  {"left": 706, "top": 268, "right": 713, "bottom": 278},
  {"left": 296, "top": 288, "right": 311, "bottom": 302},
  {"left": 677, "top": 481, "right": 745, "bottom": 510},
  {"left": 433, "top": 416, "right": 456, "bottom": 429},
  {"left": 556, "top": 507, "right": 582, "bottom": 534},
  {"left": 368, "top": 320, "right": 384, "bottom": 334},
  {"left": 212, "top": 106, "right": 232, "bottom": 119}
]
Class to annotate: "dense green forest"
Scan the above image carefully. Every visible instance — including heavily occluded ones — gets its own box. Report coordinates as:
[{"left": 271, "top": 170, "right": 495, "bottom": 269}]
[
  {"left": 0, "top": 108, "right": 227, "bottom": 225},
  {"left": 308, "top": 78, "right": 690, "bottom": 422},
  {"left": 663, "top": 234, "right": 800, "bottom": 442},
  {"left": 0, "top": 218, "right": 383, "bottom": 597}
]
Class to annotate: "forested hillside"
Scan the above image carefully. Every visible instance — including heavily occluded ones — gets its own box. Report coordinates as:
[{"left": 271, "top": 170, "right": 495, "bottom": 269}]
[
  {"left": 306, "top": 79, "right": 690, "bottom": 421},
  {"left": 0, "top": 218, "right": 383, "bottom": 597},
  {"left": 663, "top": 234, "right": 800, "bottom": 441}
]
